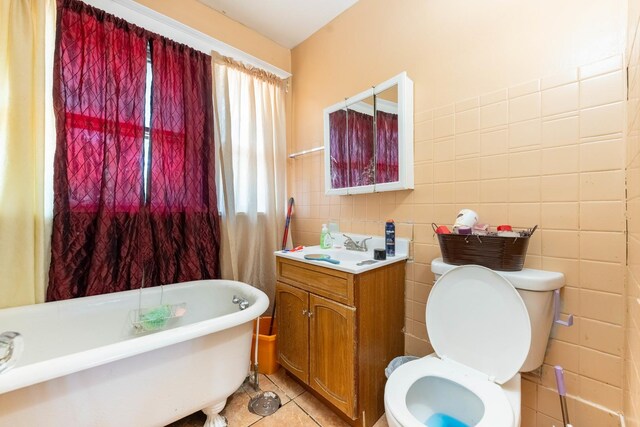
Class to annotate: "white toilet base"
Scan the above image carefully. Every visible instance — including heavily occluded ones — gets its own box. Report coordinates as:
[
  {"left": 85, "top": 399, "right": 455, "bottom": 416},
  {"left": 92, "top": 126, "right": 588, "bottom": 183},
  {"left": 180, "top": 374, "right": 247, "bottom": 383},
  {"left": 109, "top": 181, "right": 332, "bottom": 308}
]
[{"left": 384, "top": 402, "right": 402, "bottom": 427}]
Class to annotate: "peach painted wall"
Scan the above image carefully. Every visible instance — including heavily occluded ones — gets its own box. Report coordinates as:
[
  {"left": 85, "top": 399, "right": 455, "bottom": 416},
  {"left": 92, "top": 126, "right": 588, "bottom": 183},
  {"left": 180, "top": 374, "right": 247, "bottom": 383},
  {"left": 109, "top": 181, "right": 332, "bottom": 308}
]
[
  {"left": 290, "top": 0, "right": 627, "bottom": 425},
  {"left": 626, "top": 1, "right": 640, "bottom": 426},
  {"left": 134, "top": 0, "right": 291, "bottom": 73}
]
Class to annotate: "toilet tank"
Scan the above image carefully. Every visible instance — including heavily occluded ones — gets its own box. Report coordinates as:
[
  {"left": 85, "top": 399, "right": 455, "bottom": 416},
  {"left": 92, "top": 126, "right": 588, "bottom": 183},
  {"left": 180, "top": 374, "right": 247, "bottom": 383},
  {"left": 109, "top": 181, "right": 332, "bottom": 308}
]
[{"left": 431, "top": 258, "right": 565, "bottom": 372}]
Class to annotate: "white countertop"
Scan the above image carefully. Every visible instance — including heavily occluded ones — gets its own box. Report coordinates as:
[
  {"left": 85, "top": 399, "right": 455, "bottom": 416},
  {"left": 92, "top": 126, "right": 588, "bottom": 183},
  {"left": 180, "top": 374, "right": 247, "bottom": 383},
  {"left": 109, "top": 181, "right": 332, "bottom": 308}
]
[{"left": 275, "top": 233, "right": 409, "bottom": 274}]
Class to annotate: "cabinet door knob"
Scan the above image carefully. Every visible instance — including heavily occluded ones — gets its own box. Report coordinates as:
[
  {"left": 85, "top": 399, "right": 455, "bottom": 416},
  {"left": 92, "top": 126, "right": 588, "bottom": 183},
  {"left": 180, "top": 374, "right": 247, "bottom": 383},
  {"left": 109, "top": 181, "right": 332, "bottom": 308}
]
[
  {"left": 308, "top": 311, "right": 313, "bottom": 318},
  {"left": 302, "top": 309, "right": 308, "bottom": 316}
]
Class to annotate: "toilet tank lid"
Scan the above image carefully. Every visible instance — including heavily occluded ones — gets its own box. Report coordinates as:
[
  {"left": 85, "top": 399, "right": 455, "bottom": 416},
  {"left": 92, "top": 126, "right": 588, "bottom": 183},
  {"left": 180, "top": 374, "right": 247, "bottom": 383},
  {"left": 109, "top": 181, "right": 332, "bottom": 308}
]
[{"left": 431, "top": 258, "right": 565, "bottom": 291}]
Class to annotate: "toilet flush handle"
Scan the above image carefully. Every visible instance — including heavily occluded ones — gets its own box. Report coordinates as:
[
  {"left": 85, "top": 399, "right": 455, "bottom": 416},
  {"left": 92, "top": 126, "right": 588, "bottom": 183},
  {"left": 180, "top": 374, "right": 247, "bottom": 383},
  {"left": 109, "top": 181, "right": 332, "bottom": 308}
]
[{"left": 553, "top": 289, "right": 574, "bottom": 327}]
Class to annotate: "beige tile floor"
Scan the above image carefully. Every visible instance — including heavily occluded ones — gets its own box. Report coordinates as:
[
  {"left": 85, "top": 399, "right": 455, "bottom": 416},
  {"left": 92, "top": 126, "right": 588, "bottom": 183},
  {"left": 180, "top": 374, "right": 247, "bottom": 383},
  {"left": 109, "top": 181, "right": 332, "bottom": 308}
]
[{"left": 167, "top": 367, "right": 389, "bottom": 427}]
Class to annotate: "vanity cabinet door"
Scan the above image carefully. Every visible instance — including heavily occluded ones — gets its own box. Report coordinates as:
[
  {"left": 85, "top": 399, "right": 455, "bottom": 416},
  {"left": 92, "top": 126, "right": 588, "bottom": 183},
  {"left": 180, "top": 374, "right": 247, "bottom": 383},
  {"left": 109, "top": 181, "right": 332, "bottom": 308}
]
[
  {"left": 309, "top": 294, "right": 357, "bottom": 418},
  {"left": 276, "top": 281, "right": 309, "bottom": 383}
]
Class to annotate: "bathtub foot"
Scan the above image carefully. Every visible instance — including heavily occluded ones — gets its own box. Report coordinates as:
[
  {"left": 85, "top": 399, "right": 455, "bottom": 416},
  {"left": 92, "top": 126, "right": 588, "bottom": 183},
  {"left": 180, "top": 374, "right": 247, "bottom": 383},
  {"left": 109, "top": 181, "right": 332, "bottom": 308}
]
[{"left": 202, "top": 401, "right": 228, "bottom": 427}]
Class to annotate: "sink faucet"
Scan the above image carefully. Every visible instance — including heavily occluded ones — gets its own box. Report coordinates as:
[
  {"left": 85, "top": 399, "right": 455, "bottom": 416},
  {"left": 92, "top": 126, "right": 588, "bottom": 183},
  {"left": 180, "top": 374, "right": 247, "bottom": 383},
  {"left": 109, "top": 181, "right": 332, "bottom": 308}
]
[{"left": 343, "top": 234, "right": 372, "bottom": 252}]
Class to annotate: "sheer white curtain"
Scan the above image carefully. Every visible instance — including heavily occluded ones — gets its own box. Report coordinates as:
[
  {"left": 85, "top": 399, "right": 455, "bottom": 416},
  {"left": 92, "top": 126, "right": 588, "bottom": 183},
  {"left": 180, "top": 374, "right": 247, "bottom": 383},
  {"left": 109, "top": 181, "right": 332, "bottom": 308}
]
[
  {"left": 0, "top": 0, "right": 55, "bottom": 308},
  {"left": 212, "top": 56, "right": 287, "bottom": 305}
]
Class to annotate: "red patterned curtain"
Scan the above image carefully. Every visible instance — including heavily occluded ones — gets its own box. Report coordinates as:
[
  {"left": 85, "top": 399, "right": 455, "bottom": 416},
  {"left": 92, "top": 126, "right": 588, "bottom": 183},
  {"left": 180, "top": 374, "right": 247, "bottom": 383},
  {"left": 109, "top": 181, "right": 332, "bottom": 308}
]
[
  {"left": 329, "top": 109, "right": 376, "bottom": 189},
  {"left": 329, "top": 109, "right": 349, "bottom": 189},
  {"left": 376, "top": 110, "right": 399, "bottom": 183},
  {"left": 146, "top": 36, "right": 220, "bottom": 285},
  {"left": 48, "top": 0, "right": 150, "bottom": 300},
  {"left": 347, "top": 109, "right": 374, "bottom": 187},
  {"left": 48, "top": 0, "right": 220, "bottom": 300}
]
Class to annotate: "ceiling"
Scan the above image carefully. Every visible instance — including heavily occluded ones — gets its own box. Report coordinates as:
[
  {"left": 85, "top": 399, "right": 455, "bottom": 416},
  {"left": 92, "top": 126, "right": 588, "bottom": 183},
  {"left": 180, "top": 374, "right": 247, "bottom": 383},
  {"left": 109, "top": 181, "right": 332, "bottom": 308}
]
[{"left": 197, "top": 0, "right": 359, "bottom": 48}]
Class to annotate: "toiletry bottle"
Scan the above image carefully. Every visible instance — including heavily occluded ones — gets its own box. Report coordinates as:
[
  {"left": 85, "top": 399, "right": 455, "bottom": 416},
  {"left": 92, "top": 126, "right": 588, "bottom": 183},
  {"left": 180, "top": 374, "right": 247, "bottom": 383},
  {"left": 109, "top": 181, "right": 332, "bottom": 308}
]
[
  {"left": 320, "top": 224, "right": 332, "bottom": 249},
  {"left": 385, "top": 220, "right": 395, "bottom": 256}
]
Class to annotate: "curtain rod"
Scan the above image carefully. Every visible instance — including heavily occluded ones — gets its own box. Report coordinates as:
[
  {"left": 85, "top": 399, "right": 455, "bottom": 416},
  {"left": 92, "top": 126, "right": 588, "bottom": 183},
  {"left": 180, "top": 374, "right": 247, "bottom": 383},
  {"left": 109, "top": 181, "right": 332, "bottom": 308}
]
[
  {"left": 85, "top": 0, "right": 291, "bottom": 79},
  {"left": 288, "top": 146, "right": 324, "bottom": 159}
]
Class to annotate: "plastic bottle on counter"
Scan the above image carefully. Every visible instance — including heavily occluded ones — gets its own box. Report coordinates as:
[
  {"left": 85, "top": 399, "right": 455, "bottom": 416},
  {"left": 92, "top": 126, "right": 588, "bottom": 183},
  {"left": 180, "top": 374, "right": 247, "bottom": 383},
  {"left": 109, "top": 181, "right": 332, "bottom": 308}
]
[
  {"left": 385, "top": 220, "right": 396, "bottom": 256},
  {"left": 320, "top": 224, "right": 332, "bottom": 249}
]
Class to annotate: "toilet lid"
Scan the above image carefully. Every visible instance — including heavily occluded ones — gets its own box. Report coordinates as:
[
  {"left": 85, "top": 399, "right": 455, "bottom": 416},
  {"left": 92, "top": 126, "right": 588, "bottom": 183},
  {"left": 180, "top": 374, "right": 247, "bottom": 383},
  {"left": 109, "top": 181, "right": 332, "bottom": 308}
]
[{"left": 426, "top": 265, "right": 531, "bottom": 384}]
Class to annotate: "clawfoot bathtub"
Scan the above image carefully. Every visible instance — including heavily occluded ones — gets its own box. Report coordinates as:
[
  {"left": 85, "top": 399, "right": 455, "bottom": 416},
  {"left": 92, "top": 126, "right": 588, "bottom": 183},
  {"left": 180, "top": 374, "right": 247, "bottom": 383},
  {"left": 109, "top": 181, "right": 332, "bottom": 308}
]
[{"left": 0, "top": 280, "right": 268, "bottom": 427}]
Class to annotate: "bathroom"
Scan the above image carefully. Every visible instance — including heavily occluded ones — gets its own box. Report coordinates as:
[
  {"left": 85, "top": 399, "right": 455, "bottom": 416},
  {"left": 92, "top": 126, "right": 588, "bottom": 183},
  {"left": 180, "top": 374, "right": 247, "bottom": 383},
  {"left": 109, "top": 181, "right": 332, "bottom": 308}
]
[{"left": 1, "top": 0, "right": 639, "bottom": 426}]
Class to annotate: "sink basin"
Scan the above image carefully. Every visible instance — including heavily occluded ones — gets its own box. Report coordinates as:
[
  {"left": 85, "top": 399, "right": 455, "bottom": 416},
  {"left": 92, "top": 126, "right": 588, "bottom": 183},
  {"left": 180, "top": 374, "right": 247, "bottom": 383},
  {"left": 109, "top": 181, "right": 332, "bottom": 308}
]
[
  {"left": 319, "top": 249, "right": 371, "bottom": 263},
  {"left": 275, "top": 234, "right": 409, "bottom": 274}
]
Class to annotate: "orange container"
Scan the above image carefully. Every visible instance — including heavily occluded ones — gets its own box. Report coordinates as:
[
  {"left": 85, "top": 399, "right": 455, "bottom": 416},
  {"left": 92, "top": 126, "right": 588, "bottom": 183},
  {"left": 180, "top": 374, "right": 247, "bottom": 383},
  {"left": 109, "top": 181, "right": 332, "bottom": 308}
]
[{"left": 250, "top": 316, "right": 279, "bottom": 375}]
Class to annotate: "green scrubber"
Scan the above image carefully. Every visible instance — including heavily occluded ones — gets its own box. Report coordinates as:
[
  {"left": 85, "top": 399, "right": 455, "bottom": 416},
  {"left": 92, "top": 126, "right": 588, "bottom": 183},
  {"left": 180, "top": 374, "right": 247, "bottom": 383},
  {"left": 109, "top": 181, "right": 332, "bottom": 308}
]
[{"left": 139, "top": 304, "right": 171, "bottom": 331}]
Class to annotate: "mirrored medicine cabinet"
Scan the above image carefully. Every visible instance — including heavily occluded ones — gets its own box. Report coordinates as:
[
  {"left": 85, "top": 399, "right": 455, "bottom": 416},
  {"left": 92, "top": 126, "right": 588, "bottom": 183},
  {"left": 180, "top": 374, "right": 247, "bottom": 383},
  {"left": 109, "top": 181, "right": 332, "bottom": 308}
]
[{"left": 323, "top": 72, "right": 414, "bottom": 195}]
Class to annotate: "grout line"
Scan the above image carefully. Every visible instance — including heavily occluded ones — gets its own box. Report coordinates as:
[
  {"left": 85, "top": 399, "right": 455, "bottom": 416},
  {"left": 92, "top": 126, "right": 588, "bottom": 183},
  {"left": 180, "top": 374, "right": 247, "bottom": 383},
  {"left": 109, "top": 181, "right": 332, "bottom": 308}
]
[{"left": 291, "top": 397, "right": 323, "bottom": 426}]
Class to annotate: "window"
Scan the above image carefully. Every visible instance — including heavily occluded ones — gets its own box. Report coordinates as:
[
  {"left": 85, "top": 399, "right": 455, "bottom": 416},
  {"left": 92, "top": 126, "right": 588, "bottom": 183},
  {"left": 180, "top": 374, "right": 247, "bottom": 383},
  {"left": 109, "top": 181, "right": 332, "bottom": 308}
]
[{"left": 142, "top": 42, "right": 153, "bottom": 202}]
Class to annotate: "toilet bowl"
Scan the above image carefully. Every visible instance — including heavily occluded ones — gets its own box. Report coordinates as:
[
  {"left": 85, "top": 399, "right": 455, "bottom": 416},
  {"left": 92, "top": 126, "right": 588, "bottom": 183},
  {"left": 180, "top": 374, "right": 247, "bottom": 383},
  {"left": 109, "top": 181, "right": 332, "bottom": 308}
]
[
  {"left": 385, "top": 355, "right": 522, "bottom": 427},
  {"left": 385, "top": 264, "right": 540, "bottom": 427}
]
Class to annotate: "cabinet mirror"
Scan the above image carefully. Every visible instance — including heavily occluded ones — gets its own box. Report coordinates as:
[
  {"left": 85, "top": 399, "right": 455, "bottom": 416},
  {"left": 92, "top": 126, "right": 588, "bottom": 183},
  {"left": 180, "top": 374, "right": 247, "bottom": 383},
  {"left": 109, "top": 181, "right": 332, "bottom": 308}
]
[{"left": 323, "top": 72, "right": 413, "bottom": 195}]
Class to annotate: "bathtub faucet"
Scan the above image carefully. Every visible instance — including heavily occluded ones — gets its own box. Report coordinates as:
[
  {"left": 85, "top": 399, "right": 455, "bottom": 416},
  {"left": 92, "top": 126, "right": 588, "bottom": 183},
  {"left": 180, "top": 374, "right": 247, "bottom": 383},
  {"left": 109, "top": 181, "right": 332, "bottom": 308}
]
[
  {"left": 232, "top": 295, "right": 250, "bottom": 310},
  {"left": 0, "top": 331, "right": 24, "bottom": 374}
]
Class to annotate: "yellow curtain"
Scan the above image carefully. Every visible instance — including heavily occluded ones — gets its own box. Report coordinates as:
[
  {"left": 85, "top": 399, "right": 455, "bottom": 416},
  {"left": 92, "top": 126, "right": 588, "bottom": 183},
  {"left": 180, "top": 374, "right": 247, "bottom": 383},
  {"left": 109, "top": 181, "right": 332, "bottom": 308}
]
[{"left": 0, "top": 0, "right": 53, "bottom": 308}]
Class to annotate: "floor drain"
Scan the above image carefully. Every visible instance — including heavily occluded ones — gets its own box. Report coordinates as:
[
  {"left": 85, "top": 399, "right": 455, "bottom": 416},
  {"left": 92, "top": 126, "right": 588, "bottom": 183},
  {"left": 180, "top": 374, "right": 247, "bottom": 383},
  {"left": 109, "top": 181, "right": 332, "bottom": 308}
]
[{"left": 248, "top": 391, "right": 282, "bottom": 416}]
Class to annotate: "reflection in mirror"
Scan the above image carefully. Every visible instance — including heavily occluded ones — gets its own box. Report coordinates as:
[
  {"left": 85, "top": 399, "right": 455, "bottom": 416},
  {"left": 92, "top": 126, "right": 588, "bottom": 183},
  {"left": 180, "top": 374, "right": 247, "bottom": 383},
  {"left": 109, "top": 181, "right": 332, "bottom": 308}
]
[
  {"left": 328, "top": 107, "right": 349, "bottom": 189},
  {"left": 347, "top": 95, "right": 375, "bottom": 187},
  {"left": 375, "top": 85, "right": 398, "bottom": 184}
]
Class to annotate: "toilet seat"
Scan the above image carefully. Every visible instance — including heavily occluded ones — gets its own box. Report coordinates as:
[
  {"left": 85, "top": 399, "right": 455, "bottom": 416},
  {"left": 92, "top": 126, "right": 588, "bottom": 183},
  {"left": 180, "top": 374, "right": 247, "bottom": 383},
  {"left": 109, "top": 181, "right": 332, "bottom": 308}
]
[
  {"left": 426, "top": 265, "right": 531, "bottom": 384},
  {"left": 384, "top": 265, "right": 532, "bottom": 427},
  {"left": 385, "top": 356, "right": 515, "bottom": 427}
]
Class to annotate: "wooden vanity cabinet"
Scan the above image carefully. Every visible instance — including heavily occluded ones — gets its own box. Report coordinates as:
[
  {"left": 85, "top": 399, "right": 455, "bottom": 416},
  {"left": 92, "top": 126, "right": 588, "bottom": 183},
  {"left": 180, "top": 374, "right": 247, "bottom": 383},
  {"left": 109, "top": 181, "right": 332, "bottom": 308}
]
[
  {"left": 276, "top": 257, "right": 405, "bottom": 427},
  {"left": 276, "top": 282, "right": 310, "bottom": 382}
]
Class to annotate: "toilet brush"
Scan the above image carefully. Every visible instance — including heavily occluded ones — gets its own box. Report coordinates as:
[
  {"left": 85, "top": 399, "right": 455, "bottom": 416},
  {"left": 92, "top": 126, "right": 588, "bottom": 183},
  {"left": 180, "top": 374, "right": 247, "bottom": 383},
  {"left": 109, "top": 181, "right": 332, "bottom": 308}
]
[{"left": 554, "top": 365, "right": 573, "bottom": 427}]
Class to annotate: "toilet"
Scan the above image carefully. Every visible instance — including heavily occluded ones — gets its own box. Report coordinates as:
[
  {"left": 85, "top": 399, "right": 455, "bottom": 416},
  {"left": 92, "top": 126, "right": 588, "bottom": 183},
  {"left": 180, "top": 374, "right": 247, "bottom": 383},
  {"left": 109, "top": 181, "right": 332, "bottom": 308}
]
[{"left": 384, "top": 259, "right": 565, "bottom": 427}]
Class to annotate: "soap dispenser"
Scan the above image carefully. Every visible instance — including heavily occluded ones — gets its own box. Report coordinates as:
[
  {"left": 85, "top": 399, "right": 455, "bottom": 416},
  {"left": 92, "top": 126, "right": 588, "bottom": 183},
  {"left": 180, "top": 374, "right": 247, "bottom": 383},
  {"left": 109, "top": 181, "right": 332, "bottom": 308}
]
[{"left": 320, "top": 224, "right": 332, "bottom": 249}]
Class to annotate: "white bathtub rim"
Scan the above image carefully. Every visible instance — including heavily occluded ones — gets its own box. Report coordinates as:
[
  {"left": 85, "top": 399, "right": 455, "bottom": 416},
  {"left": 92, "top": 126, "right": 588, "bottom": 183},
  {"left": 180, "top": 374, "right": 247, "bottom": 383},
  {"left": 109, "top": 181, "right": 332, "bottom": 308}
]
[
  {"left": 0, "top": 279, "right": 266, "bottom": 315},
  {"left": 0, "top": 280, "right": 268, "bottom": 395}
]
